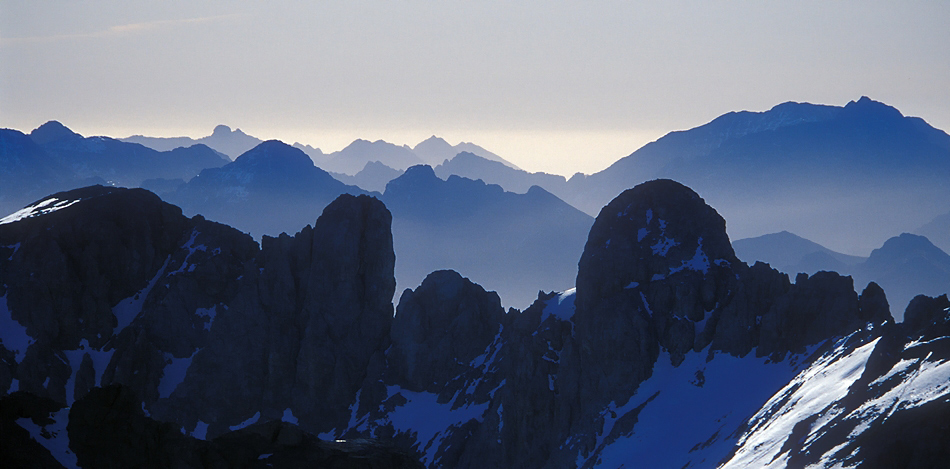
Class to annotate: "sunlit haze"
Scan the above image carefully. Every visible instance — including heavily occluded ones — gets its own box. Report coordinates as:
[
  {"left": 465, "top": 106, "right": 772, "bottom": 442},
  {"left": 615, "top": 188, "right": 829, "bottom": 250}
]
[{"left": 3, "top": 1, "right": 949, "bottom": 176}]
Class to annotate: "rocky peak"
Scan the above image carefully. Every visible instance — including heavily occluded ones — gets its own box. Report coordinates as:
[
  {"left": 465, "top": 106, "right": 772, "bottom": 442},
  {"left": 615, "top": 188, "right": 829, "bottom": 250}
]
[
  {"left": 29, "top": 121, "right": 81, "bottom": 146},
  {"left": 571, "top": 179, "right": 893, "bottom": 408},
  {"left": 575, "top": 179, "right": 739, "bottom": 371},
  {"left": 389, "top": 270, "right": 505, "bottom": 393},
  {"left": 842, "top": 96, "right": 905, "bottom": 121}
]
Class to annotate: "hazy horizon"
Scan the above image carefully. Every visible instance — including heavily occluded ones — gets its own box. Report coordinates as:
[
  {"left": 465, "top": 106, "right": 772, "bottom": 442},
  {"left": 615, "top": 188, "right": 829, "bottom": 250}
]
[{"left": 3, "top": 1, "right": 949, "bottom": 176}]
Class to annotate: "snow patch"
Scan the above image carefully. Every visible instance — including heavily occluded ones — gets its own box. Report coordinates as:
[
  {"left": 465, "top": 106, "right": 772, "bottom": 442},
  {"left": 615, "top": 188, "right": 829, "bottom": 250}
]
[
  {"left": 581, "top": 348, "right": 814, "bottom": 469},
  {"left": 196, "top": 305, "right": 218, "bottom": 331},
  {"left": 541, "top": 288, "right": 576, "bottom": 323},
  {"left": 669, "top": 237, "right": 710, "bottom": 275},
  {"left": 721, "top": 338, "right": 880, "bottom": 468},
  {"left": 637, "top": 228, "right": 648, "bottom": 242},
  {"left": 229, "top": 411, "right": 261, "bottom": 431},
  {"left": 168, "top": 230, "right": 207, "bottom": 276},
  {"left": 385, "top": 385, "right": 491, "bottom": 467},
  {"left": 78, "top": 339, "right": 115, "bottom": 387},
  {"left": 0, "top": 293, "right": 33, "bottom": 364},
  {"left": 158, "top": 349, "right": 199, "bottom": 398},
  {"left": 281, "top": 408, "right": 299, "bottom": 425},
  {"left": 113, "top": 256, "right": 171, "bottom": 332},
  {"left": 3, "top": 242, "right": 20, "bottom": 260},
  {"left": 640, "top": 292, "right": 653, "bottom": 317},
  {"left": 469, "top": 325, "right": 504, "bottom": 370},
  {"left": 16, "top": 408, "right": 77, "bottom": 468},
  {"left": 191, "top": 421, "right": 209, "bottom": 439},
  {"left": 650, "top": 236, "right": 678, "bottom": 256},
  {"left": 0, "top": 198, "right": 81, "bottom": 225}
]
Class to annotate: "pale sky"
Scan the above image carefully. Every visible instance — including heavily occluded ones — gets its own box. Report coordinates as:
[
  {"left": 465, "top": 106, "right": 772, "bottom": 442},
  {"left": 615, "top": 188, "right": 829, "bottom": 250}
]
[{"left": 2, "top": 1, "right": 948, "bottom": 176}]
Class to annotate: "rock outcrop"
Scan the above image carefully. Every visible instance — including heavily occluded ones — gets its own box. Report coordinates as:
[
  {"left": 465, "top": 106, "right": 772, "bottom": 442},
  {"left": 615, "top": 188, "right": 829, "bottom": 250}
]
[
  {"left": 1, "top": 187, "right": 398, "bottom": 445},
  {"left": 4, "top": 179, "right": 931, "bottom": 469}
]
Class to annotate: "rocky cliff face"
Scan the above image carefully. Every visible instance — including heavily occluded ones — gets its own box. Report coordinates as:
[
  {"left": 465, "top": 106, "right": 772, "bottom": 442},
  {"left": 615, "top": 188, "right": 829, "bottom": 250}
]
[
  {"left": 5, "top": 180, "right": 941, "bottom": 469},
  {"left": 1, "top": 187, "right": 397, "bottom": 456}
]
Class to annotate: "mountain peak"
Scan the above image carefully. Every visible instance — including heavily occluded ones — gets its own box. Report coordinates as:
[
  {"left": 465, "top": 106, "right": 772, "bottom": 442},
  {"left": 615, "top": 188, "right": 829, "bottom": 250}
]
[
  {"left": 842, "top": 96, "right": 904, "bottom": 119},
  {"left": 233, "top": 140, "right": 315, "bottom": 169},
  {"left": 212, "top": 124, "right": 232, "bottom": 136},
  {"left": 415, "top": 135, "right": 450, "bottom": 148},
  {"left": 29, "top": 120, "right": 81, "bottom": 145},
  {"left": 867, "top": 233, "right": 950, "bottom": 265}
]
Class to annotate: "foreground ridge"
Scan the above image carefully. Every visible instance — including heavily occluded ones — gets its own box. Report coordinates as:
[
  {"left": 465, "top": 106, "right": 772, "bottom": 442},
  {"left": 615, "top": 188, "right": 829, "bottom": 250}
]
[{"left": 2, "top": 181, "right": 947, "bottom": 468}]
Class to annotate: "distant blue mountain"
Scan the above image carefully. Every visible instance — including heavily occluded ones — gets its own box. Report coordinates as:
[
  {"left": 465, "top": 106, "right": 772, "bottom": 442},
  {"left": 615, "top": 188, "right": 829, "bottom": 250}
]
[
  {"left": 0, "top": 121, "right": 229, "bottom": 219},
  {"left": 434, "top": 152, "right": 566, "bottom": 194},
  {"left": 734, "top": 230, "right": 950, "bottom": 319},
  {"left": 31, "top": 121, "right": 228, "bottom": 187},
  {"left": 166, "top": 140, "right": 367, "bottom": 238},
  {"left": 381, "top": 165, "right": 593, "bottom": 308},
  {"left": 123, "top": 124, "right": 262, "bottom": 160},
  {"left": 551, "top": 97, "right": 950, "bottom": 254},
  {"left": 733, "top": 231, "right": 866, "bottom": 274},
  {"left": 330, "top": 161, "right": 404, "bottom": 193},
  {"left": 413, "top": 135, "right": 520, "bottom": 169},
  {"left": 323, "top": 139, "right": 425, "bottom": 175}
]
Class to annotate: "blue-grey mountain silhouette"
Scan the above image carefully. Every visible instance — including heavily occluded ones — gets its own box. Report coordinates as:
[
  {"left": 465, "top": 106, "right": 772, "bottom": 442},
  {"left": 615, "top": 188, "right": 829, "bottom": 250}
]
[
  {"left": 734, "top": 231, "right": 950, "bottom": 318},
  {"left": 413, "top": 135, "right": 519, "bottom": 169},
  {"left": 381, "top": 165, "right": 592, "bottom": 308},
  {"left": 123, "top": 124, "right": 263, "bottom": 160},
  {"left": 330, "top": 160, "right": 404, "bottom": 193},
  {"left": 166, "top": 140, "right": 366, "bottom": 238}
]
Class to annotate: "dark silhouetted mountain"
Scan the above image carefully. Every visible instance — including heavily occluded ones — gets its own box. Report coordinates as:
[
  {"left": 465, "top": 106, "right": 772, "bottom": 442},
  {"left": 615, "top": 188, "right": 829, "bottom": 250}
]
[
  {"left": 324, "top": 139, "right": 425, "bottom": 175},
  {"left": 734, "top": 231, "right": 950, "bottom": 319},
  {"left": 551, "top": 97, "right": 950, "bottom": 255},
  {"left": 4, "top": 179, "right": 948, "bottom": 468},
  {"left": 733, "top": 230, "right": 866, "bottom": 274},
  {"left": 166, "top": 140, "right": 367, "bottom": 237},
  {"left": 331, "top": 160, "right": 405, "bottom": 193},
  {"left": 434, "top": 151, "right": 566, "bottom": 194},
  {"left": 851, "top": 233, "right": 950, "bottom": 318},
  {"left": 381, "top": 165, "right": 593, "bottom": 308},
  {"left": 412, "top": 135, "right": 519, "bottom": 169},
  {"left": 123, "top": 124, "right": 263, "bottom": 160}
]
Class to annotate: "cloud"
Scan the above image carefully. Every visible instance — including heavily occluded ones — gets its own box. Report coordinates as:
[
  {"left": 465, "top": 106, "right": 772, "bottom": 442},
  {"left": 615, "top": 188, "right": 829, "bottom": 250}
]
[{"left": 0, "top": 13, "right": 241, "bottom": 46}]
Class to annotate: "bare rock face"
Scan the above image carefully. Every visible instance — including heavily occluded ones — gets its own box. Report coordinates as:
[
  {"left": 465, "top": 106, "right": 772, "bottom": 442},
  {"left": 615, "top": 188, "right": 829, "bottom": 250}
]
[
  {"left": 388, "top": 270, "right": 505, "bottom": 393},
  {"left": 573, "top": 180, "right": 742, "bottom": 406},
  {"left": 570, "top": 180, "right": 893, "bottom": 432},
  {"left": 1, "top": 188, "right": 397, "bottom": 441}
]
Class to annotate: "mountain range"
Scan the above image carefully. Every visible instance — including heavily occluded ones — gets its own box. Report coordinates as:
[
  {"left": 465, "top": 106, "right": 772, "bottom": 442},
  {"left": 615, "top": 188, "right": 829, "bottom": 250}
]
[
  {"left": 127, "top": 127, "right": 518, "bottom": 177},
  {"left": 430, "top": 97, "right": 950, "bottom": 256},
  {"left": 158, "top": 139, "right": 590, "bottom": 308},
  {"left": 0, "top": 121, "right": 228, "bottom": 220},
  {"left": 734, "top": 230, "right": 950, "bottom": 318},
  {"left": 3, "top": 180, "right": 949, "bottom": 468},
  {"left": 123, "top": 124, "right": 262, "bottom": 160}
]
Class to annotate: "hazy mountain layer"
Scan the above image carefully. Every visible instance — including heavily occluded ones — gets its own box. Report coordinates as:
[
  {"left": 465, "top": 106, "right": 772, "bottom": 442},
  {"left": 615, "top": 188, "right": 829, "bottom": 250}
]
[
  {"left": 0, "top": 122, "right": 229, "bottom": 220},
  {"left": 381, "top": 165, "right": 592, "bottom": 309},
  {"left": 164, "top": 140, "right": 367, "bottom": 238},
  {"left": 734, "top": 230, "right": 950, "bottom": 318},
  {"left": 123, "top": 124, "right": 262, "bottom": 160}
]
